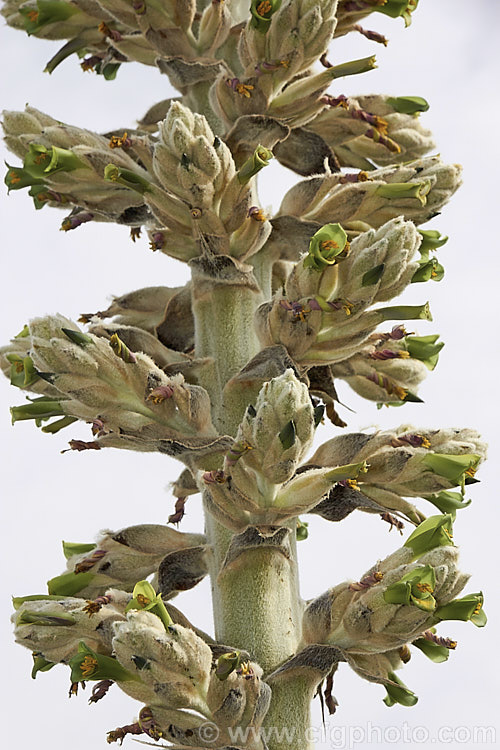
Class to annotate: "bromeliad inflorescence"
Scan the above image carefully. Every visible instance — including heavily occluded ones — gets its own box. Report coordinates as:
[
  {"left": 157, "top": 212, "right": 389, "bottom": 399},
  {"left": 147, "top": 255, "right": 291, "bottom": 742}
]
[{"left": 1, "top": 2, "right": 486, "bottom": 749}]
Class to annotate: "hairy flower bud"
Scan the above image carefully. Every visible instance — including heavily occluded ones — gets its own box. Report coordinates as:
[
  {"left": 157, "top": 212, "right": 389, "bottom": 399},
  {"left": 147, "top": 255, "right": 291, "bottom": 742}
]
[
  {"left": 307, "top": 93, "right": 434, "bottom": 170},
  {"left": 307, "top": 426, "right": 486, "bottom": 521},
  {"left": 112, "top": 610, "right": 212, "bottom": 713},
  {"left": 12, "top": 591, "right": 129, "bottom": 663},
  {"left": 279, "top": 156, "right": 461, "bottom": 230},
  {"left": 302, "top": 538, "right": 476, "bottom": 655},
  {"left": 4, "top": 315, "right": 216, "bottom": 447},
  {"left": 256, "top": 217, "right": 429, "bottom": 367}
]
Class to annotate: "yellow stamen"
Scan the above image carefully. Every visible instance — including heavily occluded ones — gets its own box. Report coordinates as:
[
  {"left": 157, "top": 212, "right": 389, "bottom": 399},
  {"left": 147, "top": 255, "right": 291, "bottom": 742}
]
[
  {"left": 238, "top": 661, "right": 253, "bottom": 677},
  {"left": 416, "top": 582, "right": 434, "bottom": 594},
  {"left": 374, "top": 571, "right": 384, "bottom": 581},
  {"left": 147, "top": 394, "right": 164, "bottom": 404},
  {"left": 394, "top": 386, "right": 408, "bottom": 400},
  {"left": 109, "top": 132, "right": 129, "bottom": 149},
  {"left": 448, "top": 639, "right": 457, "bottom": 649},
  {"left": 81, "top": 60, "right": 96, "bottom": 72},
  {"left": 257, "top": 0, "right": 272, "bottom": 15},
  {"left": 80, "top": 655, "right": 98, "bottom": 678},
  {"left": 250, "top": 208, "right": 267, "bottom": 221},
  {"left": 345, "top": 479, "right": 360, "bottom": 491},
  {"left": 465, "top": 466, "right": 476, "bottom": 479},
  {"left": 83, "top": 600, "right": 101, "bottom": 616},
  {"left": 235, "top": 83, "right": 254, "bottom": 98},
  {"left": 419, "top": 436, "right": 431, "bottom": 448},
  {"left": 473, "top": 601, "right": 482, "bottom": 615},
  {"left": 373, "top": 116, "right": 389, "bottom": 136},
  {"left": 320, "top": 239, "right": 339, "bottom": 252},
  {"left": 34, "top": 153, "right": 49, "bottom": 165},
  {"left": 98, "top": 21, "right": 110, "bottom": 34},
  {"left": 136, "top": 594, "right": 151, "bottom": 607},
  {"left": 8, "top": 171, "right": 21, "bottom": 184},
  {"left": 443, "top": 527, "right": 453, "bottom": 540},
  {"left": 342, "top": 299, "right": 354, "bottom": 316},
  {"left": 14, "top": 361, "right": 24, "bottom": 373}
]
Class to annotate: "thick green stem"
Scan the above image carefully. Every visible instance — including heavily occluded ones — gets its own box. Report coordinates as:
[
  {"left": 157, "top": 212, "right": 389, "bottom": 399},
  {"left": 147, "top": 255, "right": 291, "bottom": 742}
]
[{"left": 192, "top": 274, "right": 313, "bottom": 750}]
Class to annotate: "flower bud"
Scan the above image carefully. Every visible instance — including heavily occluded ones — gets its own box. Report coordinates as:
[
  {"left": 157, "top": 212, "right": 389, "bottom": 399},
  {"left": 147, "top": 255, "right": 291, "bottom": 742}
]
[
  {"left": 308, "top": 93, "right": 434, "bottom": 169},
  {"left": 279, "top": 156, "right": 461, "bottom": 230},
  {"left": 302, "top": 540, "right": 470, "bottom": 654},
  {"left": 112, "top": 610, "right": 213, "bottom": 713},
  {"left": 12, "top": 593, "right": 128, "bottom": 663},
  {"left": 5, "top": 315, "right": 216, "bottom": 445},
  {"left": 307, "top": 426, "right": 486, "bottom": 522},
  {"left": 56, "top": 524, "right": 205, "bottom": 598},
  {"left": 257, "top": 217, "right": 428, "bottom": 367},
  {"left": 229, "top": 369, "right": 315, "bottom": 485}
]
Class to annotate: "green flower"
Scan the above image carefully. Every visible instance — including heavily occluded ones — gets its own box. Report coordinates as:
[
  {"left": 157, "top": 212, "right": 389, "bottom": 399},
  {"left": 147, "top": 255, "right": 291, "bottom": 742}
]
[
  {"left": 412, "top": 635, "right": 452, "bottom": 663},
  {"left": 404, "top": 334, "right": 444, "bottom": 370},
  {"left": 250, "top": 0, "right": 282, "bottom": 33},
  {"left": 376, "top": 180, "right": 431, "bottom": 205},
  {"left": 404, "top": 514, "right": 454, "bottom": 557},
  {"left": 31, "top": 653, "right": 57, "bottom": 679},
  {"left": 422, "top": 453, "right": 481, "bottom": 486},
  {"left": 62, "top": 542, "right": 96, "bottom": 559},
  {"left": 125, "top": 580, "right": 173, "bottom": 630},
  {"left": 418, "top": 229, "right": 448, "bottom": 254},
  {"left": 69, "top": 641, "right": 137, "bottom": 683},
  {"left": 10, "top": 397, "right": 66, "bottom": 426},
  {"left": 24, "top": 144, "right": 87, "bottom": 178},
  {"left": 215, "top": 650, "right": 242, "bottom": 681},
  {"left": 4, "top": 164, "right": 45, "bottom": 192},
  {"left": 6, "top": 354, "right": 39, "bottom": 388},
  {"left": 384, "top": 565, "right": 437, "bottom": 612},
  {"left": 412, "top": 258, "right": 445, "bottom": 283},
  {"left": 304, "top": 223, "right": 349, "bottom": 271},
  {"left": 434, "top": 592, "right": 487, "bottom": 627},
  {"left": 383, "top": 672, "right": 418, "bottom": 707},
  {"left": 376, "top": 0, "right": 419, "bottom": 27},
  {"left": 19, "top": 0, "right": 79, "bottom": 35},
  {"left": 296, "top": 519, "right": 309, "bottom": 541},
  {"left": 237, "top": 145, "right": 273, "bottom": 185},
  {"left": 104, "top": 164, "right": 151, "bottom": 194},
  {"left": 386, "top": 96, "right": 429, "bottom": 115},
  {"left": 424, "top": 490, "right": 471, "bottom": 518}
]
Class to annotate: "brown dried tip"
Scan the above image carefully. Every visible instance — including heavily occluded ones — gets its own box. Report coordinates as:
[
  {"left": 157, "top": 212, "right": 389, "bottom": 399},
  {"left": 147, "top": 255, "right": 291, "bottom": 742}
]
[
  {"left": 62, "top": 440, "right": 101, "bottom": 453},
  {"left": 69, "top": 681, "right": 85, "bottom": 698},
  {"left": 89, "top": 679, "right": 114, "bottom": 704},
  {"left": 168, "top": 496, "right": 187, "bottom": 525},
  {"left": 107, "top": 722, "right": 143, "bottom": 744},
  {"left": 324, "top": 672, "right": 338, "bottom": 716},
  {"left": 380, "top": 512, "right": 404, "bottom": 534}
]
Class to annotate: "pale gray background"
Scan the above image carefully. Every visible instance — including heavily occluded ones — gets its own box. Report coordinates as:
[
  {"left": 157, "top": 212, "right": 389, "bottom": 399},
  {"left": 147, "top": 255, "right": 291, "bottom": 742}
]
[{"left": 1, "top": 1, "right": 498, "bottom": 748}]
